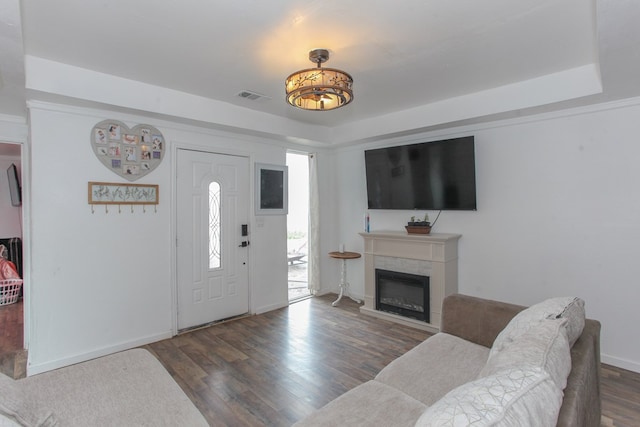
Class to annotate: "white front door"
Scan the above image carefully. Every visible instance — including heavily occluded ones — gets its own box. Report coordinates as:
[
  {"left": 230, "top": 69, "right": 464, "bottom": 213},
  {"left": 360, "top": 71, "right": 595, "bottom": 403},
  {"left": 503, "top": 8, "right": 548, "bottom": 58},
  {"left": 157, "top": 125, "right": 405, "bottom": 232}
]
[{"left": 176, "top": 149, "right": 250, "bottom": 330}]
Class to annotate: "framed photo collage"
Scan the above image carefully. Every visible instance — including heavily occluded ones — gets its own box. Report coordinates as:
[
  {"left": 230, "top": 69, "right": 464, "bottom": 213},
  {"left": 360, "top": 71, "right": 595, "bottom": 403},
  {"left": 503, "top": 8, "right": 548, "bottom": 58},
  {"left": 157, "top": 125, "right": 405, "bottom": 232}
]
[{"left": 91, "top": 119, "right": 165, "bottom": 181}]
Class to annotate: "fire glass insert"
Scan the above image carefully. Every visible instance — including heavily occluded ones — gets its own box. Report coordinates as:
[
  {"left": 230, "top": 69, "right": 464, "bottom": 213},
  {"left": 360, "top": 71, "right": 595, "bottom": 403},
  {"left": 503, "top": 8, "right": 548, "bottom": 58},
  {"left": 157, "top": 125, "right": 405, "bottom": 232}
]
[{"left": 375, "top": 268, "right": 430, "bottom": 322}]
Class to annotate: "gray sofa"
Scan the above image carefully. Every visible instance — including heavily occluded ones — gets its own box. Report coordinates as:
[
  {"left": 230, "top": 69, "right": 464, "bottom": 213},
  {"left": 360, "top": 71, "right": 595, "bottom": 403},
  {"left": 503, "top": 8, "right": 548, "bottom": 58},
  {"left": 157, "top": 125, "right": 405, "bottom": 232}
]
[
  {"left": 0, "top": 348, "right": 208, "bottom": 426},
  {"left": 295, "top": 293, "right": 601, "bottom": 426}
]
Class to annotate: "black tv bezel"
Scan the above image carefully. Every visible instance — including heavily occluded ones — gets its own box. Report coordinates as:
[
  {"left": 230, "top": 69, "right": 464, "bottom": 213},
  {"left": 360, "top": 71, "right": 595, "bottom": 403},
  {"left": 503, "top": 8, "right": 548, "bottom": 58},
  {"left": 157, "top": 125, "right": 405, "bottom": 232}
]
[{"left": 364, "top": 136, "right": 477, "bottom": 211}]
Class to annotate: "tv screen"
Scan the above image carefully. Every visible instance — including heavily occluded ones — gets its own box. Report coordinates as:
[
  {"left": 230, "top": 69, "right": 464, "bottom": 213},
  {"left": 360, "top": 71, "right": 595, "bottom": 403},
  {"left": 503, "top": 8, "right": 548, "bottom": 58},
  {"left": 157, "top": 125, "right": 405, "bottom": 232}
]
[
  {"left": 6, "top": 163, "right": 21, "bottom": 207},
  {"left": 365, "top": 136, "right": 476, "bottom": 210}
]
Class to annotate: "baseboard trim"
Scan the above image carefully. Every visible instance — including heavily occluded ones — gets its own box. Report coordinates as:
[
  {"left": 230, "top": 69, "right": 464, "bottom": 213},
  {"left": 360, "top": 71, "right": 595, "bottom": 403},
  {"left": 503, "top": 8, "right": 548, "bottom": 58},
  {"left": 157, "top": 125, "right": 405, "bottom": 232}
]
[
  {"left": 601, "top": 353, "right": 640, "bottom": 374},
  {"left": 26, "top": 331, "right": 172, "bottom": 376},
  {"left": 254, "top": 301, "right": 288, "bottom": 315}
]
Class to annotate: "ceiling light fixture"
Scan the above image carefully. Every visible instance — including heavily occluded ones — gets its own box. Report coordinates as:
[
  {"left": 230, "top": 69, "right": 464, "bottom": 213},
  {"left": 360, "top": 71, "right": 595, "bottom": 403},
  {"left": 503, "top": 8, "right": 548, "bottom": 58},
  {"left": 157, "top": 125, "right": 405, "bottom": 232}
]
[{"left": 285, "top": 49, "right": 353, "bottom": 111}]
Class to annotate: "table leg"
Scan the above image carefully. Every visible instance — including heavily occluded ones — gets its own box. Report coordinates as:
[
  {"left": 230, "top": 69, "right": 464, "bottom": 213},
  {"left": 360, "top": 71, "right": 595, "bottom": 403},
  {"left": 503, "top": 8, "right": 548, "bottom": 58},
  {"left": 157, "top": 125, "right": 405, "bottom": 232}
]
[{"left": 332, "top": 258, "right": 361, "bottom": 307}]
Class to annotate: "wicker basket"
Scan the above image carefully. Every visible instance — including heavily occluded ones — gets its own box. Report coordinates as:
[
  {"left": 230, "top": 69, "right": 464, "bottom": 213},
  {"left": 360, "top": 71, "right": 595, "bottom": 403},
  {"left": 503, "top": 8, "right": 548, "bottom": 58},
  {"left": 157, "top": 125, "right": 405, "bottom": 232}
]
[{"left": 0, "top": 279, "right": 23, "bottom": 306}]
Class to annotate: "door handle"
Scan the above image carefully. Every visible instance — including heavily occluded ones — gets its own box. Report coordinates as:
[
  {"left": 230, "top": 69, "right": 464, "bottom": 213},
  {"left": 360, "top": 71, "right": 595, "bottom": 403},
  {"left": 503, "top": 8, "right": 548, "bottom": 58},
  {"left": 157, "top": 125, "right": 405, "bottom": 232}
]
[{"left": 238, "top": 241, "right": 250, "bottom": 247}]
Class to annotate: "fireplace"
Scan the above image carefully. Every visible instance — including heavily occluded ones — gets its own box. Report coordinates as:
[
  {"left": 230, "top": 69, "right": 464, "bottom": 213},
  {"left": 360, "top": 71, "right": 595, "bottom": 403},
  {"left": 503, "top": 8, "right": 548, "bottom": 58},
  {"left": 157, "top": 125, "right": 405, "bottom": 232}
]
[
  {"left": 360, "top": 231, "right": 460, "bottom": 332},
  {"left": 375, "top": 268, "right": 430, "bottom": 322}
]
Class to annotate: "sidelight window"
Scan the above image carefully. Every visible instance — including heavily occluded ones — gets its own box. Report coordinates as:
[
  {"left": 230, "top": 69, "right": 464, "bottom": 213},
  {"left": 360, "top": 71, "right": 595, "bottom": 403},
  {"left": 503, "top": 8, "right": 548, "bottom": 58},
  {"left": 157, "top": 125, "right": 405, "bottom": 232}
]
[{"left": 208, "top": 181, "right": 221, "bottom": 269}]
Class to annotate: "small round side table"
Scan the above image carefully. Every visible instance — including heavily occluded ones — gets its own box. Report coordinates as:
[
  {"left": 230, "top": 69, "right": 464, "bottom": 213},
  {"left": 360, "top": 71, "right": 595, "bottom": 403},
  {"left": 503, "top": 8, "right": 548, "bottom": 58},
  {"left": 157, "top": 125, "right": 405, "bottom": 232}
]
[{"left": 328, "top": 251, "right": 362, "bottom": 307}]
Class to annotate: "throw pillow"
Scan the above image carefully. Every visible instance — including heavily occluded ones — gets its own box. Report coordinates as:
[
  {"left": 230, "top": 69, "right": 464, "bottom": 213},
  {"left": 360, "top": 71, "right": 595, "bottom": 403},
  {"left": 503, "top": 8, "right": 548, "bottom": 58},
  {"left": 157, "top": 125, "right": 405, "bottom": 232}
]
[
  {"left": 414, "top": 367, "right": 563, "bottom": 427},
  {"left": 491, "top": 297, "right": 585, "bottom": 353},
  {"left": 479, "top": 317, "right": 571, "bottom": 390}
]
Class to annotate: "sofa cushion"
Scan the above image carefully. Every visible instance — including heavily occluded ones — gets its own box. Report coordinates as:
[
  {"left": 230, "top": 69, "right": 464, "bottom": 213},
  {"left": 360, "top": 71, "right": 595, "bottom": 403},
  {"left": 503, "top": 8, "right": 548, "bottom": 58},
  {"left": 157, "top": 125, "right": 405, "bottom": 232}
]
[
  {"left": 491, "top": 297, "right": 585, "bottom": 352},
  {"left": 375, "top": 333, "right": 490, "bottom": 406},
  {"left": 0, "top": 372, "right": 57, "bottom": 426},
  {"left": 479, "top": 317, "right": 572, "bottom": 390},
  {"left": 293, "top": 380, "right": 426, "bottom": 427},
  {"left": 414, "top": 367, "right": 564, "bottom": 427}
]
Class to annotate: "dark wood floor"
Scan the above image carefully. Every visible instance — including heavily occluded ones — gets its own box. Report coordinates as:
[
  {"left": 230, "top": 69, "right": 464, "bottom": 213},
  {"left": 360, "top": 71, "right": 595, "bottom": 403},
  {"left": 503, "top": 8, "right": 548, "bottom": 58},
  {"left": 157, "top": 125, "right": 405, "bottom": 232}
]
[
  {"left": 0, "top": 299, "right": 26, "bottom": 378},
  {"left": 601, "top": 363, "right": 640, "bottom": 426},
  {"left": 145, "top": 295, "right": 427, "bottom": 426},
  {"left": 1, "top": 295, "right": 638, "bottom": 425},
  {"left": 0, "top": 299, "right": 23, "bottom": 353},
  {"left": 144, "top": 295, "right": 640, "bottom": 427}
]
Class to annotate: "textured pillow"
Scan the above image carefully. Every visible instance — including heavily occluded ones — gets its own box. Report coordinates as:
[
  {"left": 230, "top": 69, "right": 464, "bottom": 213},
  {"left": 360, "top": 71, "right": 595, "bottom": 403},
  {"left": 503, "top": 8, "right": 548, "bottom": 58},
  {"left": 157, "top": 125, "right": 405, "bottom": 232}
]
[
  {"left": 479, "top": 317, "right": 571, "bottom": 390},
  {"left": 492, "top": 297, "right": 585, "bottom": 353},
  {"left": 414, "top": 367, "right": 563, "bottom": 427},
  {"left": 0, "top": 373, "right": 57, "bottom": 426}
]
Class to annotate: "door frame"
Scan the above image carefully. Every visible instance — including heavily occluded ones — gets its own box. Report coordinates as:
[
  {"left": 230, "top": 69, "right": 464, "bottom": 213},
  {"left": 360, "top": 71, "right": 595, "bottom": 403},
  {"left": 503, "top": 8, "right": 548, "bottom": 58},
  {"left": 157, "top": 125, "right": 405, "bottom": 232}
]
[
  {"left": 0, "top": 135, "right": 30, "bottom": 354},
  {"left": 171, "top": 142, "right": 253, "bottom": 335}
]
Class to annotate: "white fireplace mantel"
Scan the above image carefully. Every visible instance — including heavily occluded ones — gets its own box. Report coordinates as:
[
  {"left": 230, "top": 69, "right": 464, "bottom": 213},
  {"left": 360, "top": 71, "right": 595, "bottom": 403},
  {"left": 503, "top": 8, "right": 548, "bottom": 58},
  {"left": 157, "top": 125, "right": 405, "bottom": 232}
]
[{"left": 359, "top": 231, "right": 461, "bottom": 332}]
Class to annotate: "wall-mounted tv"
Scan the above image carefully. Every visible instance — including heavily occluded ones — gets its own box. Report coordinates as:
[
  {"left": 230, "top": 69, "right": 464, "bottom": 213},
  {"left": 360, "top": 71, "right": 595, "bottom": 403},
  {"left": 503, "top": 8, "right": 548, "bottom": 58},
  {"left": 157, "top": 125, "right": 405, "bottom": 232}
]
[
  {"left": 7, "top": 163, "right": 21, "bottom": 207},
  {"left": 365, "top": 136, "right": 476, "bottom": 211}
]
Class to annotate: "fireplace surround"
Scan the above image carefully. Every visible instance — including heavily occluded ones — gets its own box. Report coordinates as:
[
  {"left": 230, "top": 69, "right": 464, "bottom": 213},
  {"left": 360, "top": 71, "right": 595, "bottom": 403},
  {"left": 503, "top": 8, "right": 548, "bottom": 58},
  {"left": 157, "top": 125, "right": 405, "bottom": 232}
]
[{"left": 360, "top": 231, "right": 461, "bottom": 332}]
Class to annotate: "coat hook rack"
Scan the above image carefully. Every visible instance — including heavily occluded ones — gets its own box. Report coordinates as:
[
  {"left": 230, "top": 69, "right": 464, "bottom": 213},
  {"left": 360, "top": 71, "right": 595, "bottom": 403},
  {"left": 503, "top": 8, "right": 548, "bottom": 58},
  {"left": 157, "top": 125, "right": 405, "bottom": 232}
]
[{"left": 87, "top": 181, "right": 159, "bottom": 214}]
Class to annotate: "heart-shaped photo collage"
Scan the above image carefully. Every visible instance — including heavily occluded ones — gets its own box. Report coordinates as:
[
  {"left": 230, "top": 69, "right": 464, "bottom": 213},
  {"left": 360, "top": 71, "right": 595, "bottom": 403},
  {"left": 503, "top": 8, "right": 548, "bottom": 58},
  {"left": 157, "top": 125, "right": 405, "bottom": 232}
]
[{"left": 91, "top": 120, "right": 165, "bottom": 181}]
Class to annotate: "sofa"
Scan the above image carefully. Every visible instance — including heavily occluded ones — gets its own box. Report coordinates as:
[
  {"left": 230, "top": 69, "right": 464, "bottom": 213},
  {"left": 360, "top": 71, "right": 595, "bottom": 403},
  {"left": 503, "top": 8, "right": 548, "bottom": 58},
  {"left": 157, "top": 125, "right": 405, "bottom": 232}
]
[
  {"left": 0, "top": 348, "right": 208, "bottom": 426},
  {"left": 295, "top": 293, "right": 601, "bottom": 427}
]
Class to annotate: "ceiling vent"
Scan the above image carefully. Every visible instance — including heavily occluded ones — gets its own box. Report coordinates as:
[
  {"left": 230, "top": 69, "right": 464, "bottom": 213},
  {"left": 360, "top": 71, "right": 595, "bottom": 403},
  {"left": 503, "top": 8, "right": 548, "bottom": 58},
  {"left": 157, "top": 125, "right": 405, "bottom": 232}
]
[{"left": 237, "top": 90, "right": 271, "bottom": 101}]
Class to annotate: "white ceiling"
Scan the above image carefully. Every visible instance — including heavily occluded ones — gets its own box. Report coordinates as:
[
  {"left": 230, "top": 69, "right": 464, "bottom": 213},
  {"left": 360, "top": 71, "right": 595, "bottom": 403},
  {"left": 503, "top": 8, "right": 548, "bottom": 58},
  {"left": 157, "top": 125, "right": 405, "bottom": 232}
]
[{"left": 1, "top": 0, "right": 640, "bottom": 145}]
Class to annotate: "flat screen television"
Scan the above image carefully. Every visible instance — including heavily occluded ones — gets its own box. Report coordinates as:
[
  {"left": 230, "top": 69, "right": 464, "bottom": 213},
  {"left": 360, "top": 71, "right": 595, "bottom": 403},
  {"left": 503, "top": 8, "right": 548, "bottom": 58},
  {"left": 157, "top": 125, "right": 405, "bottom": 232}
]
[
  {"left": 7, "top": 163, "right": 21, "bottom": 207},
  {"left": 365, "top": 136, "right": 476, "bottom": 210}
]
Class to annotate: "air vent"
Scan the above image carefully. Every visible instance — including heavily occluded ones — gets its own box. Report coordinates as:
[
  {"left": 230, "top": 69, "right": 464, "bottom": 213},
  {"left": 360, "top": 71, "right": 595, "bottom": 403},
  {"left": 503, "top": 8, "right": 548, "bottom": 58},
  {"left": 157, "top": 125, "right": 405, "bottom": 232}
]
[{"left": 237, "top": 90, "right": 271, "bottom": 101}]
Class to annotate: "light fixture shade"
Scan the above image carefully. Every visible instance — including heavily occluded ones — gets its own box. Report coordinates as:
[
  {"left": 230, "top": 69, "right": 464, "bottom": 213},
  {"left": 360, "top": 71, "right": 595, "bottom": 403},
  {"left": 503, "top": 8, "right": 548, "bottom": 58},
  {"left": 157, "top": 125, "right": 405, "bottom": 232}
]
[{"left": 285, "top": 50, "right": 353, "bottom": 111}]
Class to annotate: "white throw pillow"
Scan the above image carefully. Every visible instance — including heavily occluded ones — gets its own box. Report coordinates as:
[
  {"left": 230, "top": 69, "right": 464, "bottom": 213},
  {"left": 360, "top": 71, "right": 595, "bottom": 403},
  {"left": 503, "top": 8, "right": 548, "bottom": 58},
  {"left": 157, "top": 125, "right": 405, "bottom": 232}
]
[
  {"left": 415, "top": 367, "right": 563, "bottom": 427},
  {"left": 492, "top": 297, "right": 585, "bottom": 354},
  {"left": 479, "top": 317, "right": 571, "bottom": 390}
]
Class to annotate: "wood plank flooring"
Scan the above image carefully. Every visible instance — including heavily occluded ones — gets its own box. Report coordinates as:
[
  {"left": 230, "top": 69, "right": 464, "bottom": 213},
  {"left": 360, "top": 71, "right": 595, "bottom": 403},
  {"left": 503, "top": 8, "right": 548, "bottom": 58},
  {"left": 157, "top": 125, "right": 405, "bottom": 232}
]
[
  {"left": 145, "top": 295, "right": 428, "bottom": 426},
  {"left": 601, "top": 364, "right": 640, "bottom": 426},
  {"left": 0, "top": 299, "right": 22, "bottom": 353},
  {"left": 145, "top": 294, "right": 640, "bottom": 427},
  {"left": 0, "top": 300, "right": 26, "bottom": 379}
]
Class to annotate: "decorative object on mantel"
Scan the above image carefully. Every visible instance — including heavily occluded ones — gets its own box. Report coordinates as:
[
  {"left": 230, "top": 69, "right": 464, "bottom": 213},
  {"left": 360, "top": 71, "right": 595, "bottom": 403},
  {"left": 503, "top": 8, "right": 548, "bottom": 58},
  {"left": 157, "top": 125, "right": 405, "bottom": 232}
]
[
  {"left": 88, "top": 181, "right": 159, "bottom": 214},
  {"left": 405, "top": 213, "right": 431, "bottom": 234},
  {"left": 90, "top": 120, "right": 165, "bottom": 182}
]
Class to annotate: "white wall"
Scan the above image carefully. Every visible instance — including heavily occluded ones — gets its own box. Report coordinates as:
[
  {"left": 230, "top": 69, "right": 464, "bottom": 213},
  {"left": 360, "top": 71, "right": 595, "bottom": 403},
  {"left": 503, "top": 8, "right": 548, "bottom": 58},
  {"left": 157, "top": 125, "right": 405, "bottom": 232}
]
[
  {"left": 334, "top": 98, "right": 640, "bottom": 373},
  {"left": 0, "top": 155, "right": 22, "bottom": 238},
  {"left": 26, "top": 103, "right": 338, "bottom": 374},
  {"left": 28, "top": 107, "right": 174, "bottom": 373}
]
